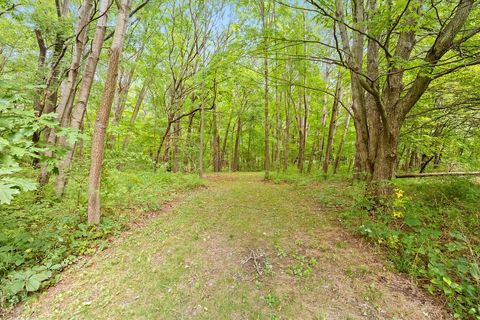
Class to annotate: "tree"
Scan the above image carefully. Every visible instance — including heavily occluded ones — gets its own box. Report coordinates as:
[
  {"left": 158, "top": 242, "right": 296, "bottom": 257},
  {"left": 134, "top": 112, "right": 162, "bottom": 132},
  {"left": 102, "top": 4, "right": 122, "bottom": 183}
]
[
  {"left": 87, "top": 0, "right": 132, "bottom": 224},
  {"left": 306, "top": 0, "right": 480, "bottom": 202},
  {"left": 54, "top": 0, "right": 112, "bottom": 197}
]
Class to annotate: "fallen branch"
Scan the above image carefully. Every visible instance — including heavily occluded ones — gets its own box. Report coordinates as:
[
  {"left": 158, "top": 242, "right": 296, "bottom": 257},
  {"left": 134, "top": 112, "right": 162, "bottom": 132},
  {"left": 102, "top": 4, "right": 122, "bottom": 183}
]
[
  {"left": 242, "top": 249, "right": 266, "bottom": 276},
  {"left": 396, "top": 172, "right": 480, "bottom": 178}
]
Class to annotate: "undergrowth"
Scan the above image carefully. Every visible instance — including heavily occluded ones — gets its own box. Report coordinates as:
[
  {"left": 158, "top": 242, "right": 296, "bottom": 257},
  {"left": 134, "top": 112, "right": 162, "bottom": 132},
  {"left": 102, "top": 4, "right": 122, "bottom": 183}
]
[
  {"left": 341, "top": 177, "right": 480, "bottom": 319},
  {"left": 0, "top": 166, "right": 202, "bottom": 313},
  {"left": 273, "top": 171, "right": 480, "bottom": 319}
]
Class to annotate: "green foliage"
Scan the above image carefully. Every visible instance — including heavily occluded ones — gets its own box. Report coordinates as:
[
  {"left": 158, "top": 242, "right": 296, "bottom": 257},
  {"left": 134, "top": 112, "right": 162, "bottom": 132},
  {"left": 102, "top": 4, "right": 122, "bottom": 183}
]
[
  {"left": 342, "top": 178, "right": 480, "bottom": 319},
  {"left": 0, "top": 83, "right": 76, "bottom": 204},
  {"left": 264, "top": 292, "right": 281, "bottom": 309},
  {"left": 0, "top": 168, "right": 202, "bottom": 311},
  {"left": 288, "top": 254, "right": 318, "bottom": 278}
]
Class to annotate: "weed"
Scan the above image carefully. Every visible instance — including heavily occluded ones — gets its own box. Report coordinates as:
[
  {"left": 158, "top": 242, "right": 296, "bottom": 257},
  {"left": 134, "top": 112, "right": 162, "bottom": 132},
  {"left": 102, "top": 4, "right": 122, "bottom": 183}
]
[
  {"left": 273, "top": 243, "right": 287, "bottom": 258},
  {"left": 345, "top": 265, "right": 370, "bottom": 279},
  {"left": 288, "top": 254, "right": 318, "bottom": 278},
  {"left": 264, "top": 292, "right": 281, "bottom": 309},
  {"left": 362, "top": 283, "right": 383, "bottom": 303}
]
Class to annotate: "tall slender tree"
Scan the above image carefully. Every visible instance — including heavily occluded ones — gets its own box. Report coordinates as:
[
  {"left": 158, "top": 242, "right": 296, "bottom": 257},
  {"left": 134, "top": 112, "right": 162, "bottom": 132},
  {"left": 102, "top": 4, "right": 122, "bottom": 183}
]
[{"left": 87, "top": 0, "right": 132, "bottom": 224}]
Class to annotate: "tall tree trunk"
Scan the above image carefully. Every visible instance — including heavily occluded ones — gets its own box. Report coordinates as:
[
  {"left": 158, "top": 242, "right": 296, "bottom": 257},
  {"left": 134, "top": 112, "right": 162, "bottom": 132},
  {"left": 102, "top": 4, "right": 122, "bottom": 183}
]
[
  {"left": 87, "top": 0, "right": 131, "bottom": 224},
  {"left": 261, "top": 3, "right": 270, "bottom": 179},
  {"left": 199, "top": 87, "right": 205, "bottom": 177},
  {"left": 333, "top": 112, "right": 351, "bottom": 174},
  {"left": 322, "top": 73, "right": 342, "bottom": 175},
  {"left": 172, "top": 119, "right": 181, "bottom": 173},
  {"left": 298, "top": 10, "right": 308, "bottom": 173},
  {"left": 232, "top": 117, "right": 242, "bottom": 172},
  {"left": 317, "top": 102, "right": 328, "bottom": 166},
  {"left": 283, "top": 91, "right": 290, "bottom": 171},
  {"left": 32, "top": 30, "right": 48, "bottom": 168},
  {"left": 221, "top": 111, "right": 233, "bottom": 170},
  {"left": 56, "top": 0, "right": 94, "bottom": 128},
  {"left": 37, "top": 1, "right": 70, "bottom": 186},
  {"left": 212, "top": 104, "right": 220, "bottom": 172},
  {"left": 54, "top": 0, "right": 111, "bottom": 197}
]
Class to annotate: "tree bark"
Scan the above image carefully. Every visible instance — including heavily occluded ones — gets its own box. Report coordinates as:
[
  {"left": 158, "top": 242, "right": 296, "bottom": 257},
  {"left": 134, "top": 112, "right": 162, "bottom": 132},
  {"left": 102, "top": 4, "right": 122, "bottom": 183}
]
[
  {"left": 261, "top": 2, "right": 270, "bottom": 179},
  {"left": 220, "top": 111, "right": 233, "bottom": 171},
  {"left": 37, "top": 2, "right": 70, "bottom": 185},
  {"left": 232, "top": 117, "right": 242, "bottom": 172},
  {"left": 172, "top": 119, "right": 181, "bottom": 173},
  {"left": 57, "top": 0, "right": 94, "bottom": 128},
  {"left": 333, "top": 112, "right": 351, "bottom": 174},
  {"left": 322, "top": 73, "right": 342, "bottom": 175},
  {"left": 87, "top": 0, "right": 131, "bottom": 224},
  {"left": 212, "top": 103, "right": 220, "bottom": 172},
  {"left": 283, "top": 90, "right": 290, "bottom": 171},
  {"left": 54, "top": 0, "right": 111, "bottom": 197}
]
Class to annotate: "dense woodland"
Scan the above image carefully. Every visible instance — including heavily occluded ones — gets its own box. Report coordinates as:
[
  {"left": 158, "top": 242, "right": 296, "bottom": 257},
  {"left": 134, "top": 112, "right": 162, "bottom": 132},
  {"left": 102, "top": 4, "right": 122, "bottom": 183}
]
[{"left": 1, "top": 0, "right": 479, "bottom": 318}]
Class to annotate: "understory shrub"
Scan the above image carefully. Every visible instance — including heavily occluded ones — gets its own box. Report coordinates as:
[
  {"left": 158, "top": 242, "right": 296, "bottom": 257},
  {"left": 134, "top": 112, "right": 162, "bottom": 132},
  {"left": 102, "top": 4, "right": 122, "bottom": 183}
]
[
  {"left": 0, "top": 168, "right": 202, "bottom": 312},
  {"left": 342, "top": 177, "right": 480, "bottom": 319}
]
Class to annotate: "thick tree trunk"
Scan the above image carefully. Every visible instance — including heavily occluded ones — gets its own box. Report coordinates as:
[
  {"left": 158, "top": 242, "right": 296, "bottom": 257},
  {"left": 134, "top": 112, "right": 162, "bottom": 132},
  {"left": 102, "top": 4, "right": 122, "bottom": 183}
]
[
  {"left": 87, "top": 0, "right": 131, "bottom": 224},
  {"left": 366, "top": 126, "right": 400, "bottom": 204},
  {"left": 54, "top": 0, "right": 111, "bottom": 197}
]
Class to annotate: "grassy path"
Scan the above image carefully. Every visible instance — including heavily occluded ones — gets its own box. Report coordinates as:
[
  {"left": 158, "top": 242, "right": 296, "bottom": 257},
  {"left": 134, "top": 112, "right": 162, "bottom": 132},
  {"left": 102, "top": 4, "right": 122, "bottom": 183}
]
[{"left": 10, "top": 173, "right": 449, "bottom": 319}]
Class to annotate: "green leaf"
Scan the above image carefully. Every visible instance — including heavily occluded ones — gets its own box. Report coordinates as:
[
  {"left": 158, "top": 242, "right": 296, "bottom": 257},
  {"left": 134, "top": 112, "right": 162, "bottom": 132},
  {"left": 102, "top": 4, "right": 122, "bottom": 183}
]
[
  {"left": 25, "top": 276, "right": 41, "bottom": 292},
  {"left": 33, "top": 270, "right": 52, "bottom": 282},
  {"left": 9, "top": 280, "right": 25, "bottom": 294},
  {"left": 0, "top": 183, "right": 20, "bottom": 204},
  {"left": 404, "top": 216, "right": 421, "bottom": 227},
  {"left": 442, "top": 276, "right": 452, "bottom": 287},
  {"left": 3, "top": 177, "right": 37, "bottom": 192}
]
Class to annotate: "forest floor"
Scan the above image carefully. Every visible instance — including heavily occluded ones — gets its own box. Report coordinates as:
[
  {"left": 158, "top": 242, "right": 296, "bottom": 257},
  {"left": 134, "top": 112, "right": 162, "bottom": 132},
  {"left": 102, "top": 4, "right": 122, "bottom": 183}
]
[{"left": 8, "top": 173, "right": 451, "bottom": 320}]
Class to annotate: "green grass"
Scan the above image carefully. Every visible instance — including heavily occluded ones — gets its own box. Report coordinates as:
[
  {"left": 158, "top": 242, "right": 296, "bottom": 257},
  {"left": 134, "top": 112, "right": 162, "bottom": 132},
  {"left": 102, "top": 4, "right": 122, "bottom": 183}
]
[
  {"left": 0, "top": 166, "right": 202, "bottom": 311},
  {"left": 8, "top": 172, "right": 445, "bottom": 319},
  {"left": 10, "top": 173, "right": 330, "bottom": 319}
]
